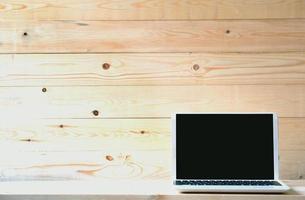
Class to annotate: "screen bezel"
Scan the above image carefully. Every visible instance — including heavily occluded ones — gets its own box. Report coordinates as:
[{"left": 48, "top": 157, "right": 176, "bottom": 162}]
[{"left": 172, "top": 112, "right": 279, "bottom": 181}]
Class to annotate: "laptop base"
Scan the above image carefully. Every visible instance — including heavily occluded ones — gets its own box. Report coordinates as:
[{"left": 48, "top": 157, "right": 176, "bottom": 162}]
[{"left": 175, "top": 180, "right": 290, "bottom": 193}]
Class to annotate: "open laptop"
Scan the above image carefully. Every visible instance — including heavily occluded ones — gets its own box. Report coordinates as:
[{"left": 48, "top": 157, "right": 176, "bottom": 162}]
[{"left": 172, "top": 112, "right": 290, "bottom": 193}]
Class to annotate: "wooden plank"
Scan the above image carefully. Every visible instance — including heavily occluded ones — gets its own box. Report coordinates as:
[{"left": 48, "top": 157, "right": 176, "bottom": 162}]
[
  {"left": 0, "top": 119, "right": 170, "bottom": 152},
  {"left": 281, "top": 151, "right": 305, "bottom": 180},
  {"left": 0, "top": 118, "right": 304, "bottom": 180},
  {"left": 1, "top": 53, "right": 305, "bottom": 86},
  {"left": 0, "top": 118, "right": 303, "bottom": 152},
  {"left": 0, "top": 0, "right": 305, "bottom": 20},
  {"left": 0, "top": 151, "right": 171, "bottom": 181},
  {"left": 0, "top": 85, "right": 304, "bottom": 118},
  {"left": 0, "top": 150, "right": 302, "bottom": 181},
  {"left": 279, "top": 118, "right": 305, "bottom": 151},
  {"left": 1, "top": 20, "right": 305, "bottom": 53}
]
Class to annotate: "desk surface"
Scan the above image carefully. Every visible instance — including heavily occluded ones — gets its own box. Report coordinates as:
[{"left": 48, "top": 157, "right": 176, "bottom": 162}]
[{"left": 0, "top": 180, "right": 304, "bottom": 199}]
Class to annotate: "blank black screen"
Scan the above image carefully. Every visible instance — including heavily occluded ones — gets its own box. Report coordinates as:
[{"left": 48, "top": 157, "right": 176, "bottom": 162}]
[{"left": 176, "top": 114, "right": 274, "bottom": 179}]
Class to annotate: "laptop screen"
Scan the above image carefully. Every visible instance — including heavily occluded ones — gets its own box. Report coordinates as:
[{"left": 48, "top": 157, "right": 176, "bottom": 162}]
[{"left": 175, "top": 113, "right": 274, "bottom": 180}]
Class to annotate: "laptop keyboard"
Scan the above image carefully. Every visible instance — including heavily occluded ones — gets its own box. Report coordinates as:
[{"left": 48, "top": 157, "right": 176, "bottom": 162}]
[{"left": 175, "top": 180, "right": 281, "bottom": 186}]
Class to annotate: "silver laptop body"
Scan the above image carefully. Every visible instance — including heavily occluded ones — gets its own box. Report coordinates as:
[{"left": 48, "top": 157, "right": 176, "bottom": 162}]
[{"left": 172, "top": 112, "right": 289, "bottom": 193}]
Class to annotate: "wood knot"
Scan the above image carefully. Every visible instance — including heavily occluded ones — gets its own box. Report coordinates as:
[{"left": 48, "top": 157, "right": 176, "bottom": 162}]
[
  {"left": 20, "top": 138, "right": 35, "bottom": 142},
  {"left": 226, "top": 30, "right": 230, "bottom": 34},
  {"left": 192, "top": 64, "right": 200, "bottom": 71},
  {"left": 76, "top": 22, "right": 88, "bottom": 26},
  {"left": 102, "top": 63, "right": 110, "bottom": 70},
  {"left": 23, "top": 32, "right": 28, "bottom": 36},
  {"left": 106, "top": 155, "right": 114, "bottom": 161},
  {"left": 42, "top": 87, "right": 47, "bottom": 93},
  {"left": 140, "top": 130, "right": 145, "bottom": 134},
  {"left": 125, "top": 155, "right": 131, "bottom": 160},
  {"left": 59, "top": 124, "right": 64, "bottom": 128},
  {"left": 92, "top": 110, "right": 99, "bottom": 116}
]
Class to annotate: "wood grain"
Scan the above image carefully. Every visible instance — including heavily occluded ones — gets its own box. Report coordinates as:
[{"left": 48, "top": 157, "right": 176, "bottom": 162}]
[
  {"left": 0, "top": 151, "right": 171, "bottom": 181},
  {"left": 0, "top": 118, "right": 303, "bottom": 151},
  {"left": 1, "top": 20, "right": 305, "bottom": 53},
  {"left": 0, "top": 150, "right": 303, "bottom": 181},
  {"left": 0, "top": 0, "right": 305, "bottom": 20},
  {"left": 0, "top": 118, "right": 304, "bottom": 180},
  {"left": 0, "top": 85, "right": 304, "bottom": 118},
  {"left": 281, "top": 150, "right": 305, "bottom": 180},
  {"left": 0, "top": 119, "right": 170, "bottom": 152},
  {"left": 279, "top": 118, "right": 305, "bottom": 151},
  {"left": 0, "top": 0, "right": 304, "bottom": 188},
  {"left": 1, "top": 53, "right": 305, "bottom": 86}
]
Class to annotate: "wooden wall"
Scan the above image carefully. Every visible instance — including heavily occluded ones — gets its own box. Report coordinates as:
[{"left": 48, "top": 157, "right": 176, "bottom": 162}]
[{"left": 0, "top": 0, "right": 304, "bottom": 181}]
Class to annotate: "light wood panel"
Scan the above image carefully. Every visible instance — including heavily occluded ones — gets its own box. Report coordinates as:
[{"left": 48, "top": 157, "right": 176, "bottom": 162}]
[
  {"left": 1, "top": 53, "right": 305, "bottom": 86},
  {"left": 1, "top": 20, "right": 305, "bottom": 53},
  {"left": 0, "top": 85, "right": 304, "bottom": 118},
  {"left": 0, "top": 0, "right": 305, "bottom": 20},
  {"left": 0, "top": 119, "right": 170, "bottom": 152},
  {"left": 0, "top": 0, "right": 304, "bottom": 184},
  {"left": 0, "top": 119, "right": 171, "bottom": 181},
  {"left": 0, "top": 151, "right": 303, "bottom": 181},
  {"left": 279, "top": 118, "right": 305, "bottom": 151},
  {"left": 281, "top": 151, "right": 305, "bottom": 180},
  {"left": 0, "top": 118, "right": 304, "bottom": 180},
  {"left": 0, "top": 151, "right": 171, "bottom": 181},
  {"left": 0, "top": 118, "right": 303, "bottom": 151}
]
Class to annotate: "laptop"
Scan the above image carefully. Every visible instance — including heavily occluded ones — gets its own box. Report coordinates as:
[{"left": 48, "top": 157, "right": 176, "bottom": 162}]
[{"left": 172, "top": 112, "right": 290, "bottom": 193}]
